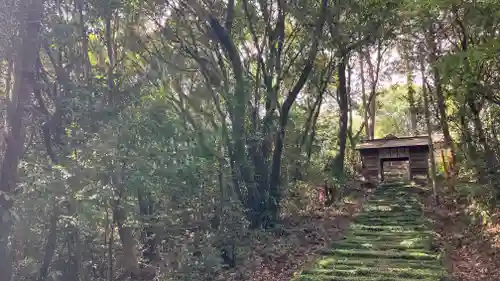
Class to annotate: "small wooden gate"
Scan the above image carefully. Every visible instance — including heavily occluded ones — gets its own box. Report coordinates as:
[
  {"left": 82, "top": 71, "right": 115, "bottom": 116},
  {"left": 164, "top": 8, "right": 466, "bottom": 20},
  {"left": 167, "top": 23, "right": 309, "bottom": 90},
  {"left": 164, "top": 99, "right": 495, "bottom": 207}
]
[
  {"left": 355, "top": 136, "right": 432, "bottom": 183},
  {"left": 381, "top": 157, "right": 410, "bottom": 182}
]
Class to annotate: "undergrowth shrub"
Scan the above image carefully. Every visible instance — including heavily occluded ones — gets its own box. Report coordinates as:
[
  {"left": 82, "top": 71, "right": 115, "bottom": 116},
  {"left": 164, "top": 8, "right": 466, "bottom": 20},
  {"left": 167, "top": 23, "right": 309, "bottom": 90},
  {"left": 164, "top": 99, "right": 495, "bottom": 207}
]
[
  {"left": 454, "top": 182, "right": 496, "bottom": 226},
  {"left": 282, "top": 181, "right": 321, "bottom": 215}
]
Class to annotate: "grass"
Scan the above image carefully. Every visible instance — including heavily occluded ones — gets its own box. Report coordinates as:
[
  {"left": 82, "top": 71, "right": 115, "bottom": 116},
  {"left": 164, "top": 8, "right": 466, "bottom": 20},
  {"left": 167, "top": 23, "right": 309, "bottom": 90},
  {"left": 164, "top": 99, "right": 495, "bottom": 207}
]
[{"left": 292, "top": 183, "right": 448, "bottom": 281}]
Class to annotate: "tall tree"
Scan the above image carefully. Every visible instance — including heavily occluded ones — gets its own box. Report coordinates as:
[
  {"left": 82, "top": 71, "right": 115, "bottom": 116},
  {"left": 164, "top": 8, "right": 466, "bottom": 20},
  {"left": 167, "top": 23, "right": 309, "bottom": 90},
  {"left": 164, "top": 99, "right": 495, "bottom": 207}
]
[
  {"left": 0, "top": 1, "right": 44, "bottom": 280},
  {"left": 420, "top": 47, "right": 438, "bottom": 204},
  {"left": 423, "top": 20, "right": 457, "bottom": 178}
]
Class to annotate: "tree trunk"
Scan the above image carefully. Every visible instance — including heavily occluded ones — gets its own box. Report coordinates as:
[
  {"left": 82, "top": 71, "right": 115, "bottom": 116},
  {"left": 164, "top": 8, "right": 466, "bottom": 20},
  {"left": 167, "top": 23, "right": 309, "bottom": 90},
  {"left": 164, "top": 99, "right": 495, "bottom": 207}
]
[
  {"left": 36, "top": 204, "right": 59, "bottom": 281},
  {"left": 455, "top": 12, "right": 498, "bottom": 187},
  {"left": 137, "top": 189, "right": 158, "bottom": 262},
  {"left": 293, "top": 95, "right": 322, "bottom": 181},
  {"left": 300, "top": 95, "right": 322, "bottom": 150},
  {"left": 67, "top": 200, "right": 84, "bottom": 281},
  {"left": 265, "top": 0, "right": 328, "bottom": 227},
  {"left": 403, "top": 42, "right": 418, "bottom": 135},
  {"left": 306, "top": 104, "right": 322, "bottom": 164},
  {"left": 77, "top": 0, "right": 91, "bottom": 81},
  {"left": 468, "top": 97, "right": 497, "bottom": 183},
  {"left": 368, "top": 93, "right": 376, "bottom": 139},
  {"left": 407, "top": 74, "right": 418, "bottom": 135},
  {"left": 433, "top": 66, "right": 456, "bottom": 176},
  {"left": 4, "top": 53, "right": 13, "bottom": 102},
  {"left": 105, "top": 10, "right": 144, "bottom": 279},
  {"left": 425, "top": 23, "right": 457, "bottom": 177},
  {"left": 107, "top": 214, "right": 114, "bottom": 281},
  {"left": 209, "top": 16, "right": 262, "bottom": 227},
  {"left": 459, "top": 109, "right": 478, "bottom": 165},
  {"left": 420, "top": 54, "right": 438, "bottom": 204},
  {"left": 211, "top": 0, "right": 327, "bottom": 227},
  {"left": 347, "top": 59, "right": 354, "bottom": 147},
  {"left": 113, "top": 197, "right": 141, "bottom": 279},
  {"left": 359, "top": 52, "right": 369, "bottom": 139},
  {"left": 0, "top": 2, "right": 44, "bottom": 280},
  {"left": 331, "top": 54, "right": 349, "bottom": 177},
  {"left": 299, "top": 59, "right": 332, "bottom": 175},
  {"left": 364, "top": 43, "right": 382, "bottom": 140},
  {"left": 105, "top": 11, "right": 115, "bottom": 105}
]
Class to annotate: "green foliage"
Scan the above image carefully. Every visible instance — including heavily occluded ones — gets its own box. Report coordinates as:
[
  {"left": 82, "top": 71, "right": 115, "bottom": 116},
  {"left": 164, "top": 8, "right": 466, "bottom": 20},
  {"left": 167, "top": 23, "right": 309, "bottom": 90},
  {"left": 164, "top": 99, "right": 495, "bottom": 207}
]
[
  {"left": 2, "top": 0, "right": 500, "bottom": 280},
  {"left": 373, "top": 84, "right": 428, "bottom": 138}
]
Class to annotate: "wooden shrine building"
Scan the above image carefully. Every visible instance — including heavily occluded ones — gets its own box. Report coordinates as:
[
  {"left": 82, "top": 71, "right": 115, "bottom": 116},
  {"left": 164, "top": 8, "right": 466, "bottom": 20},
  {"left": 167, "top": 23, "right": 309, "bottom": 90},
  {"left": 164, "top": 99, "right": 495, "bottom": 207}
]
[{"left": 355, "top": 135, "right": 444, "bottom": 183}]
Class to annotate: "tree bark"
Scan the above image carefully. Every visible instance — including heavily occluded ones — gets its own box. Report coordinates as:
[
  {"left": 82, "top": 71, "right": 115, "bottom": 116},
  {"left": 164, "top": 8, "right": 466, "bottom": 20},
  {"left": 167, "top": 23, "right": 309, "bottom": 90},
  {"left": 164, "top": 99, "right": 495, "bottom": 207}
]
[
  {"left": 433, "top": 66, "right": 456, "bottom": 175},
  {"left": 347, "top": 59, "right": 354, "bottom": 148},
  {"left": 267, "top": 0, "right": 328, "bottom": 225},
  {"left": 211, "top": 0, "right": 327, "bottom": 227},
  {"left": 36, "top": 204, "right": 59, "bottom": 281},
  {"left": 76, "top": 0, "right": 91, "bottom": 80},
  {"left": 420, "top": 53, "right": 438, "bottom": 204},
  {"left": 104, "top": 10, "right": 144, "bottom": 279},
  {"left": 402, "top": 40, "right": 418, "bottom": 135},
  {"left": 359, "top": 51, "right": 369, "bottom": 139},
  {"left": 113, "top": 190, "right": 141, "bottom": 279},
  {"left": 468, "top": 96, "right": 497, "bottom": 183},
  {"left": 293, "top": 95, "right": 322, "bottom": 181},
  {"left": 105, "top": 10, "right": 115, "bottom": 105},
  {"left": 0, "top": 2, "right": 44, "bottom": 280},
  {"left": 364, "top": 43, "right": 382, "bottom": 139},
  {"left": 137, "top": 189, "right": 158, "bottom": 262},
  {"left": 406, "top": 72, "right": 418, "bottom": 135},
  {"left": 67, "top": 199, "right": 84, "bottom": 281},
  {"left": 454, "top": 10, "right": 498, "bottom": 186},
  {"left": 4, "top": 53, "right": 13, "bottom": 103},
  {"left": 107, "top": 213, "right": 114, "bottom": 281},
  {"left": 425, "top": 23, "right": 457, "bottom": 176},
  {"left": 331, "top": 54, "right": 349, "bottom": 177},
  {"left": 459, "top": 108, "right": 478, "bottom": 167},
  {"left": 209, "top": 16, "right": 261, "bottom": 227},
  {"left": 300, "top": 57, "right": 333, "bottom": 159},
  {"left": 306, "top": 102, "right": 322, "bottom": 164},
  {"left": 300, "top": 95, "right": 322, "bottom": 150},
  {"left": 368, "top": 88, "right": 376, "bottom": 139}
]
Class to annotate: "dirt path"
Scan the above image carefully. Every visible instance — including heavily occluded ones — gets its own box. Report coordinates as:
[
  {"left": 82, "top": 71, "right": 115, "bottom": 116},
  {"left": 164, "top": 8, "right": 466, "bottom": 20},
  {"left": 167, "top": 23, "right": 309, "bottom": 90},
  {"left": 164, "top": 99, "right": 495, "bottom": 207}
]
[{"left": 293, "top": 183, "right": 448, "bottom": 281}]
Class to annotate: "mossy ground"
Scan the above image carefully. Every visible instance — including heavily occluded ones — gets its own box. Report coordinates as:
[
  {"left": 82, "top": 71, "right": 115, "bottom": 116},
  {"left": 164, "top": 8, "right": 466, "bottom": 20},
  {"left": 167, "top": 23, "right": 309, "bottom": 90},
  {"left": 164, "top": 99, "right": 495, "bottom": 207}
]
[{"left": 293, "top": 183, "right": 448, "bottom": 281}]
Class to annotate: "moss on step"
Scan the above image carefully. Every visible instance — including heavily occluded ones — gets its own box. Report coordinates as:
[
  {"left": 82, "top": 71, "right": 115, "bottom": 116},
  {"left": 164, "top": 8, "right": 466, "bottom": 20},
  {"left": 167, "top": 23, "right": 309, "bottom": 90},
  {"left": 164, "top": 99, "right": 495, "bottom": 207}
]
[
  {"left": 330, "top": 240, "right": 431, "bottom": 251},
  {"left": 301, "top": 267, "right": 444, "bottom": 279},
  {"left": 349, "top": 223, "right": 428, "bottom": 232},
  {"left": 292, "top": 183, "right": 448, "bottom": 281},
  {"left": 314, "top": 257, "right": 445, "bottom": 270}
]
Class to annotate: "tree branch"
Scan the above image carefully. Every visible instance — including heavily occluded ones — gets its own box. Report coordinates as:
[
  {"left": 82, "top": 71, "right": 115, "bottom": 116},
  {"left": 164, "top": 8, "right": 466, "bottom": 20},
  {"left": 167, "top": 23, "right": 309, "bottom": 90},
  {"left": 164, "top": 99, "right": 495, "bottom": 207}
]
[
  {"left": 225, "top": 0, "right": 235, "bottom": 35},
  {"left": 281, "top": 0, "right": 328, "bottom": 115}
]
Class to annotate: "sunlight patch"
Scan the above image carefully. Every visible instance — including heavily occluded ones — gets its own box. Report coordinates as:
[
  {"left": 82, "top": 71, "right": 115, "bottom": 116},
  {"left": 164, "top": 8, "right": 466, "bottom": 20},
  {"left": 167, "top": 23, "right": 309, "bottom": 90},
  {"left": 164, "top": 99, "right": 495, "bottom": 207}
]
[{"left": 400, "top": 237, "right": 424, "bottom": 247}]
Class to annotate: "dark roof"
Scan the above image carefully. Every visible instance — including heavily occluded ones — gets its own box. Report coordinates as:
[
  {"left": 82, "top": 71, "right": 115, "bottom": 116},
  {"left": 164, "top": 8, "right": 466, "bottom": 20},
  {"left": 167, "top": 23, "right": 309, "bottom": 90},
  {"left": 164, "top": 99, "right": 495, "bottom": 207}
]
[{"left": 355, "top": 134, "right": 444, "bottom": 150}]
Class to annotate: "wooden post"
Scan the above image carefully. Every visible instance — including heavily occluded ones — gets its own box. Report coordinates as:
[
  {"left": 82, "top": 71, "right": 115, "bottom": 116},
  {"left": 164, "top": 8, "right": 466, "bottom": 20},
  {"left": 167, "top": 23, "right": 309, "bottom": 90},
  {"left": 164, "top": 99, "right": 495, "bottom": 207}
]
[
  {"left": 408, "top": 150, "right": 413, "bottom": 181},
  {"left": 440, "top": 150, "right": 449, "bottom": 179},
  {"left": 378, "top": 157, "right": 384, "bottom": 182}
]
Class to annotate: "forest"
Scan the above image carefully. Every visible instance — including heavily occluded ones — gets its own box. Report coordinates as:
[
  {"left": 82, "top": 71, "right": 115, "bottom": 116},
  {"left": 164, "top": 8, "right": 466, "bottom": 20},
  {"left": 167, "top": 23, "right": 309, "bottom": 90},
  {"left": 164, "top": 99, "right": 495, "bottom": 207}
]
[{"left": 0, "top": 0, "right": 499, "bottom": 280}]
